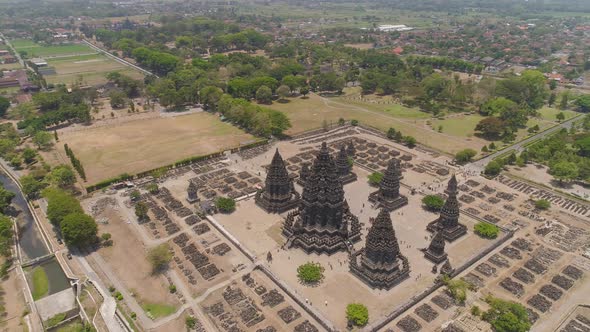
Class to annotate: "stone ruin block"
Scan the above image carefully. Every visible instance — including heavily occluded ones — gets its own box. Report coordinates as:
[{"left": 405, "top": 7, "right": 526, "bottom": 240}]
[
  {"left": 238, "top": 171, "right": 252, "bottom": 180},
  {"left": 173, "top": 233, "right": 190, "bottom": 247},
  {"left": 535, "top": 246, "right": 563, "bottom": 265},
  {"left": 562, "top": 265, "right": 584, "bottom": 280},
  {"left": 481, "top": 185, "right": 496, "bottom": 194},
  {"left": 212, "top": 243, "right": 232, "bottom": 256},
  {"left": 207, "top": 302, "right": 225, "bottom": 317},
  {"left": 278, "top": 305, "right": 302, "bottom": 324},
  {"left": 471, "top": 191, "right": 485, "bottom": 199},
  {"left": 459, "top": 195, "right": 475, "bottom": 204},
  {"left": 496, "top": 192, "right": 515, "bottom": 201},
  {"left": 458, "top": 184, "right": 470, "bottom": 192},
  {"left": 254, "top": 285, "right": 267, "bottom": 295},
  {"left": 431, "top": 293, "right": 454, "bottom": 310},
  {"left": 261, "top": 289, "right": 284, "bottom": 308},
  {"left": 475, "top": 263, "right": 497, "bottom": 277},
  {"left": 561, "top": 319, "right": 590, "bottom": 332},
  {"left": 552, "top": 275, "right": 575, "bottom": 290},
  {"left": 484, "top": 214, "right": 500, "bottom": 224},
  {"left": 198, "top": 264, "right": 220, "bottom": 280},
  {"left": 414, "top": 304, "right": 438, "bottom": 323},
  {"left": 500, "top": 247, "right": 522, "bottom": 260},
  {"left": 441, "top": 323, "right": 465, "bottom": 332},
  {"left": 576, "top": 315, "right": 590, "bottom": 326},
  {"left": 185, "top": 215, "right": 200, "bottom": 226},
  {"left": 539, "top": 284, "right": 563, "bottom": 301},
  {"left": 527, "top": 294, "right": 552, "bottom": 313},
  {"left": 194, "top": 223, "right": 211, "bottom": 235},
  {"left": 513, "top": 268, "right": 535, "bottom": 284},
  {"left": 294, "top": 320, "right": 319, "bottom": 332},
  {"left": 511, "top": 238, "right": 533, "bottom": 251},
  {"left": 526, "top": 308, "right": 539, "bottom": 324},
  {"left": 465, "top": 180, "right": 480, "bottom": 187},
  {"left": 499, "top": 278, "right": 524, "bottom": 297},
  {"left": 256, "top": 327, "right": 277, "bottom": 332},
  {"left": 396, "top": 316, "right": 422, "bottom": 332},
  {"left": 465, "top": 207, "right": 480, "bottom": 215},
  {"left": 462, "top": 273, "right": 484, "bottom": 290},
  {"left": 524, "top": 259, "right": 547, "bottom": 275},
  {"left": 223, "top": 286, "right": 246, "bottom": 305},
  {"left": 487, "top": 197, "right": 501, "bottom": 204}
]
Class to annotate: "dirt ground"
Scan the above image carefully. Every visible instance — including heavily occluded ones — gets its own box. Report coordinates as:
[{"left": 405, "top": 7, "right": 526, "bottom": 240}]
[
  {"left": 507, "top": 163, "right": 590, "bottom": 200},
  {"left": 0, "top": 269, "right": 27, "bottom": 332},
  {"left": 95, "top": 208, "right": 180, "bottom": 310},
  {"left": 56, "top": 112, "right": 255, "bottom": 184}
]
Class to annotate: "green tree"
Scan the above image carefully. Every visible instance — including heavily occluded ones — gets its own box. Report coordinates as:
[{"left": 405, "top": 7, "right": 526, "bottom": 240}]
[
  {"left": 560, "top": 92, "right": 569, "bottom": 110},
  {"left": 575, "top": 95, "right": 590, "bottom": 113},
  {"left": 22, "top": 148, "right": 36, "bottom": 164},
  {"left": 0, "top": 96, "right": 10, "bottom": 117},
  {"left": 33, "top": 131, "right": 53, "bottom": 150},
  {"left": 403, "top": 136, "right": 417, "bottom": 148},
  {"left": 442, "top": 275, "right": 470, "bottom": 304},
  {"left": 368, "top": 172, "right": 383, "bottom": 186},
  {"left": 482, "top": 296, "right": 531, "bottom": 332},
  {"left": 109, "top": 91, "right": 128, "bottom": 109},
  {"left": 276, "top": 85, "right": 290, "bottom": 100},
  {"left": 0, "top": 185, "right": 15, "bottom": 214},
  {"left": 20, "top": 175, "right": 45, "bottom": 199},
  {"left": 61, "top": 212, "right": 98, "bottom": 247},
  {"left": 549, "top": 161, "right": 578, "bottom": 184},
  {"left": 346, "top": 303, "right": 369, "bottom": 326},
  {"left": 216, "top": 197, "right": 236, "bottom": 213},
  {"left": 484, "top": 161, "right": 502, "bottom": 176},
  {"left": 0, "top": 215, "right": 13, "bottom": 256},
  {"left": 422, "top": 195, "right": 445, "bottom": 211},
  {"left": 49, "top": 165, "right": 76, "bottom": 188},
  {"left": 135, "top": 202, "right": 148, "bottom": 221},
  {"left": 45, "top": 189, "right": 84, "bottom": 226},
  {"left": 534, "top": 199, "right": 551, "bottom": 210},
  {"left": 455, "top": 149, "right": 477, "bottom": 164},
  {"left": 255, "top": 86, "right": 273, "bottom": 104},
  {"left": 556, "top": 112, "right": 565, "bottom": 122},
  {"left": 300, "top": 86, "right": 310, "bottom": 97},
  {"left": 297, "top": 262, "right": 324, "bottom": 284},
  {"left": 475, "top": 117, "right": 505, "bottom": 139},
  {"left": 474, "top": 222, "right": 499, "bottom": 239},
  {"left": 147, "top": 243, "right": 173, "bottom": 273},
  {"left": 387, "top": 127, "right": 396, "bottom": 139}
]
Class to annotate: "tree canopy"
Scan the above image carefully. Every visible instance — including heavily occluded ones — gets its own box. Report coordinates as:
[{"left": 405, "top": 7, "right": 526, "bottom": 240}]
[{"left": 60, "top": 213, "right": 98, "bottom": 247}]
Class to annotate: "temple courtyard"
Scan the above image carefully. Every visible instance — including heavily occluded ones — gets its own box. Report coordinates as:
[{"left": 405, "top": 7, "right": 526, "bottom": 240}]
[{"left": 81, "top": 125, "right": 590, "bottom": 331}]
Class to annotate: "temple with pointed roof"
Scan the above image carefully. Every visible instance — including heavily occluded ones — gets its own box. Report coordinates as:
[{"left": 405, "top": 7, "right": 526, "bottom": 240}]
[
  {"left": 424, "top": 231, "right": 447, "bottom": 264},
  {"left": 336, "top": 145, "right": 357, "bottom": 184},
  {"left": 368, "top": 158, "right": 408, "bottom": 211},
  {"left": 255, "top": 149, "right": 301, "bottom": 213},
  {"left": 283, "top": 142, "right": 361, "bottom": 255},
  {"left": 350, "top": 209, "right": 410, "bottom": 290},
  {"left": 426, "top": 175, "right": 467, "bottom": 241}
]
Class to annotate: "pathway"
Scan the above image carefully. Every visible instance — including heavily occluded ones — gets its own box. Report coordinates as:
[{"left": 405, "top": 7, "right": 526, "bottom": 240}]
[{"left": 81, "top": 39, "right": 156, "bottom": 77}]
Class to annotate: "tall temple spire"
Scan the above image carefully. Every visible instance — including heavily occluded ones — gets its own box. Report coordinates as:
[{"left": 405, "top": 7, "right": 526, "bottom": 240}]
[
  {"left": 186, "top": 181, "right": 199, "bottom": 203},
  {"left": 255, "top": 149, "right": 300, "bottom": 213},
  {"left": 424, "top": 231, "right": 447, "bottom": 263},
  {"left": 336, "top": 144, "right": 357, "bottom": 184},
  {"left": 346, "top": 140, "right": 356, "bottom": 158},
  {"left": 283, "top": 142, "right": 361, "bottom": 255},
  {"left": 368, "top": 158, "right": 408, "bottom": 211},
  {"left": 350, "top": 209, "right": 410, "bottom": 290},
  {"left": 426, "top": 174, "right": 467, "bottom": 241}
]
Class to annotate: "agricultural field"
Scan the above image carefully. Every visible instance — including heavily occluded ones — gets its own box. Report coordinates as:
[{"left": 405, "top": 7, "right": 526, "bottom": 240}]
[
  {"left": 56, "top": 112, "right": 256, "bottom": 184},
  {"left": 44, "top": 53, "right": 144, "bottom": 86}
]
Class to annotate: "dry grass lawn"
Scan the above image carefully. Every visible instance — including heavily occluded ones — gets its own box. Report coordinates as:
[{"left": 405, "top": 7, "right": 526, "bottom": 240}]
[
  {"left": 58, "top": 112, "right": 255, "bottom": 184},
  {"left": 45, "top": 54, "right": 143, "bottom": 86}
]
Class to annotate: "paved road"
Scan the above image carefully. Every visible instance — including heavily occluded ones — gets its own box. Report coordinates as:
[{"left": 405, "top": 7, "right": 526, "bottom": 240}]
[
  {"left": 468, "top": 115, "right": 582, "bottom": 172},
  {"left": 81, "top": 39, "right": 157, "bottom": 78}
]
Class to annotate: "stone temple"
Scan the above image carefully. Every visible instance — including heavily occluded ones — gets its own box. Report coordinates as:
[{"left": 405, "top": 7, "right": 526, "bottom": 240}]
[
  {"left": 255, "top": 149, "right": 301, "bottom": 213},
  {"left": 423, "top": 231, "right": 447, "bottom": 264},
  {"left": 368, "top": 158, "right": 408, "bottom": 211},
  {"left": 350, "top": 208, "right": 410, "bottom": 290},
  {"left": 336, "top": 144, "right": 357, "bottom": 184},
  {"left": 283, "top": 142, "right": 361, "bottom": 255},
  {"left": 426, "top": 174, "right": 467, "bottom": 241}
]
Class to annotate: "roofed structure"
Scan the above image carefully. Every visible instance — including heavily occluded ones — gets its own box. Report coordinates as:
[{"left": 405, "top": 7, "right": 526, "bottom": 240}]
[
  {"left": 283, "top": 142, "right": 361, "bottom": 255},
  {"left": 423, "top": 231, "right": 447, "bottom": 264},
  {"left": 368, "top": 158, "right": 408, "bottom": 211},
  {"left": 426, "top": 175, "right": 467, "bottom": 241},
  {"left": 255, "top": 149, "right": 300, "bottom": 213},
  {"left": 335, "top": 145, "right": 357, "bottom": 184},
  {"left": 350, "top": 209, "right": 410, "bottom": 289}
]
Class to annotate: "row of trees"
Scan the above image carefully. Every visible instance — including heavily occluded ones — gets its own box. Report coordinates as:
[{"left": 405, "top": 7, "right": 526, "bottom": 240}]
[
  {"left": 217, "top": 94, "right": 291, "bottom": 137},
  {"left": 64, "top": 144, "right": 86, "bottom": 181}
]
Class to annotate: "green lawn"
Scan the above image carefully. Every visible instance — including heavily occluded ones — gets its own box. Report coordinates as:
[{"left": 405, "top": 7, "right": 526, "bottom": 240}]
[
  {"left": 142, "top": 303, "right": 177, "bottom": 319},
  {"left": 10, "top": 39, "right": 37, "bottom": 48},
  {"left": 46, "top": 53, "right": 103, "bottom": 64},
  {"left": 431, "top": 114, "right": 486, "bottom": 137},
  {"left": 55, "top": 320, "right": 84, "bottom": 332},
  {"left": 31, "top": 266, "right": 49, "bottom": 300},
  {"left": 536, "top": 107, "right": 578, "bottom": 122}
]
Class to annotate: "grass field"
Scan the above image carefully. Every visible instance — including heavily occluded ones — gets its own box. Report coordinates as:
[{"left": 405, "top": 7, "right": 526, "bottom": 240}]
[
  {"left": 431, "top": 114, "right": 485, "bottom": 137},
  {"left": 267, "top": 93, "right": 488, "bottom": 154},
  {"left": 45, "top": 54, "right": 143, "bottom": 86},
  {"left": 141, "top": 302, "right": 177, "bottom": 319},
  {"left": 536, "top": 107, "right": 578, "bottom": 121},
  {"left": 30, "top": 266, "right": 49, "bottom": 300},
  {"left": 58, "top": 112, "right": 256, "bottom": 184},
  {"left": 11, "top": 39, "right": 94, "bottom": 58},
  {"left": 0, "top": 62, "right": 22, "bottom": 70}
]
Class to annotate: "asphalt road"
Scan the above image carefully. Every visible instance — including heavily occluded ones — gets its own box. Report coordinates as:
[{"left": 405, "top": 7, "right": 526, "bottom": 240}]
[{"left": 468, "top": 115, "right": 582, "bottom": 171}]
